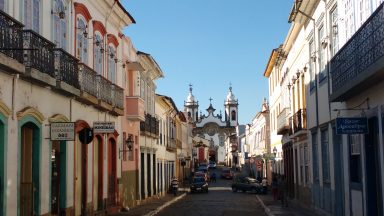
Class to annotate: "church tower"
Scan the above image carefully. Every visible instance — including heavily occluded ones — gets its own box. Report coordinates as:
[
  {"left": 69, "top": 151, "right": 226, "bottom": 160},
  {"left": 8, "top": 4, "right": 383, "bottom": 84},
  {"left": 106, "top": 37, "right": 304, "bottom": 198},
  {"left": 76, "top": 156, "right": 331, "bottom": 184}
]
[
  {"left": 184, "top": 84, "right": 199, "bottom": 123},
  {"left": 224, "top": 86, "right": 238, "bottom": 126}
]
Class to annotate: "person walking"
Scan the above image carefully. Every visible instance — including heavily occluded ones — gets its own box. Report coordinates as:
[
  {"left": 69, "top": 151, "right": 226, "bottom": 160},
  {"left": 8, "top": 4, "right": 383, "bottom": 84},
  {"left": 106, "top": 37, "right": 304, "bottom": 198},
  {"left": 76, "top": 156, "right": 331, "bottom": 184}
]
[
  {"left": 271, "top": 176, "right": 278, "bottom": 200},
  {"left": 171, "top": 176, "right": 179, "bottom": 196},
  {"left": 261, "top": 177, "right": 268, "bottom": 194}
]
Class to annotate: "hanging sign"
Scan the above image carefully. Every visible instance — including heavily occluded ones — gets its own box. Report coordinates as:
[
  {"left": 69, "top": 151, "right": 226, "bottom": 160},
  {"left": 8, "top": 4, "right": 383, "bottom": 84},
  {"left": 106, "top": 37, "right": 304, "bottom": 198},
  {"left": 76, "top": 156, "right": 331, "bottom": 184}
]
[
  {"left": 336, "top": 117, "right": 368, "bottom": 135},
  {"left": 93, "top": 121, "right": 115, "bottom": 133},
  {"left": 50, "top": 122, "right": 75, "bottom": 141}
]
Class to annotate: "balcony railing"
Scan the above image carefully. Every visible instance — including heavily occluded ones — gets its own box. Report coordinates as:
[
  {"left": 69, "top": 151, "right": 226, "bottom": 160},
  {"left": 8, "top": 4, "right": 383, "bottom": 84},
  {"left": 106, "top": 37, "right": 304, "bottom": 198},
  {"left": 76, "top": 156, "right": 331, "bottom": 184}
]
[
  {"left": 0, "top": 10, "right": 23, "bottom": 63},
  {"left": 97, "top": 75, "right": 113, "bottom": 105},
  {"left": 23, "top": 30, "right": 55, "bottom": 77},
  {"left": 140, "top": 114, "right": 159, "bottom": 137},
  {"left": 54, "top": 48, "right": 80, "bottom": 89},
  {"left": 292, "top": 108, "right": 306, "bottom": 134},
  {"left": 112, "top": 84, "right": 124, "bottom": 109},
  {"left": 276, "top": 107, "right": 291, "bottom": 135},
  {"left": 167, "top": 139, "right": 177, "bottom": 151},
  {"left": 78, "top": 63, "right": 98, "bottom": 98},
  {"left": 330, "top": 3, "right": 384, "bottom": 101}
]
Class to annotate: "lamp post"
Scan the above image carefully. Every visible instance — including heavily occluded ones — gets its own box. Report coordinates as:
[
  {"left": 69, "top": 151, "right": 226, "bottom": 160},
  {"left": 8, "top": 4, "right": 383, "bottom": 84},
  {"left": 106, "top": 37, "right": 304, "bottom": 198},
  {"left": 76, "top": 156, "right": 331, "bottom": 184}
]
[
  {"left": 272, "top": 147, "right": 277, "bottom": 174},
  {"left": 119, "top": 134, "right": 134, "bottom": 159}
]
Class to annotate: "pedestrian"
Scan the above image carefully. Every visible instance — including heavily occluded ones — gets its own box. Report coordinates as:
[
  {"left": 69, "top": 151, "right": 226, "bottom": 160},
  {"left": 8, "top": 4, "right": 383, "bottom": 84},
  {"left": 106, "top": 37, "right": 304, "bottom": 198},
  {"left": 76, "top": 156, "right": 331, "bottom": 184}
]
[
  {"left": 272, "top": 176, "right": 278, "bottom": 200},
  {"left": 210, "top": 172, "right": 216, "bottom": 183},
  {"left": 261, "top": 177, "right": 268, "bottom": 194},
  {"left": 278, "top": 175, "right": 288, "bottom": 207},
  {"left": 171, "top": 176, "right": 179, "bottom": 196}
]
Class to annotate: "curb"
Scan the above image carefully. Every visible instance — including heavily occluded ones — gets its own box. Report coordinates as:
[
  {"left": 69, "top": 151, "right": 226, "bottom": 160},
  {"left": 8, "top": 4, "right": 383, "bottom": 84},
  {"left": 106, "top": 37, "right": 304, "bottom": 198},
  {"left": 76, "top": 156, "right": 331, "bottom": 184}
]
[
  {"left": 144, "top": 192, "right": 187, "bottom": 216},
  {"left": 256, "top": 195, "right": 274, "bottom": 216}
]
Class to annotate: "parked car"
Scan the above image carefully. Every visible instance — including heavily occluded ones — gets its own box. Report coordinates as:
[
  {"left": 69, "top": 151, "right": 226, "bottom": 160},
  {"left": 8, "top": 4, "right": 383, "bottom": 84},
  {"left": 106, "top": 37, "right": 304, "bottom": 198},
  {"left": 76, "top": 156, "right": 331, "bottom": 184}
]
[
  {"left": 208, "top": 161, "right": 216, "bottom": 169},
  {"left": 220, "top": 168, "right": 234, "bottom": 179},
  {"left": 190, "top": 177, "right": 209, "bottom": 193},
  {"left": 231, "top": 176, "right": 262, "bottom": 193}
]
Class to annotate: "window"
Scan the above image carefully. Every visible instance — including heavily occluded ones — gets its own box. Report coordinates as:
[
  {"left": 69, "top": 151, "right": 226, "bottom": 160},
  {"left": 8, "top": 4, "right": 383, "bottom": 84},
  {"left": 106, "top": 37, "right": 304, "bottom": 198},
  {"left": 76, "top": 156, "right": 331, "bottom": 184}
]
[
  {"left": 24, "top": 0, "right": 40, "bottom": 32},
  {"left": 309, "top": 39, "right": 316, "bottom": 90},
  {"left": 76, "top": 18, "right": 88, "bottom": 63},
  {"left": 231, "top": 110, "right": 236, "bottom": 121},
  {"left": 321, "top": 129, "right": 330, "bottom": 183},
  {"left": 304, "top": 144, "right": 309, "bottom": 184},
  {"left": 330, "top": 6, "right": 339, "bottom": 56},
  {"left": 0, "top": 0, "right": 5, "bottom": 11},
  {"left": 300, "top": 146, "right": 304, "bottom": 183},
  {"left": 93, "top": 34, "right": 103, "bottom": 75},
  {"left": 107, "top": 45, "right": 116, "bottom": 83},
  {"left": 318, "top": 25, "right": 327, "bottom": 82},
  {"left": 312, "top": 132, "right": 319, "bottom": 182},
  {"left": 53, "top": 0, "right": 67, "bottom": 50},
  {"left": 349, "top": 134, "right": 362, "bottom": 183}
]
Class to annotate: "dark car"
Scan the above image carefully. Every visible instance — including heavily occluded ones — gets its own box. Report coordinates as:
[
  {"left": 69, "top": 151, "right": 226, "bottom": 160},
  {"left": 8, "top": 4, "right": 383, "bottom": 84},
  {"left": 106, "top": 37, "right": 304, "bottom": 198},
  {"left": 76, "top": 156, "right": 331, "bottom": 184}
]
[
  {"left": 190, "top": 177, "right": 209, "bottom": 193},
  {"left": 220, "top": 168, "right": 234, "bottom": 179},
  {"left": 231, "top": 176, "right": 262, "bottom": 193}
]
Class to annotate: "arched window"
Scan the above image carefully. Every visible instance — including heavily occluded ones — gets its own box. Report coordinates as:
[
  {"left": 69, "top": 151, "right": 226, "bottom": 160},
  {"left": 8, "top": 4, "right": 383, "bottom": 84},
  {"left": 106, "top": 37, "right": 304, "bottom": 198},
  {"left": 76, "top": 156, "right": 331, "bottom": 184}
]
[
  {"left": 24, "top": 0, "right": 40, "bottom": 32},
  {"left": 52, "top": 0, "right": 67, "bottom": 50},
  {"left": 93, "top": 33, "right": 103, "bottom": 75},
  {"left": 76, "top": 17, "right": 88, "bottom": 63},
  {"left": 231, "top": 110, "right": 236, "bottom": 121},
  {"left": 107, "top": 45, "right": 116, "bottom": 83}
]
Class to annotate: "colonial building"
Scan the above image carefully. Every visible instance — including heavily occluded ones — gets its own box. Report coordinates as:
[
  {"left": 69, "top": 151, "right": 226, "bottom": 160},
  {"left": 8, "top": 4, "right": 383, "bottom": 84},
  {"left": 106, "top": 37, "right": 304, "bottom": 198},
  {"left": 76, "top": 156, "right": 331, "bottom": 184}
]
[
  {"left": 264, "top": 0, "right": 384, "bottom": 215},
  {"left": 0, "top": 0, "right": 135, "bottom": 215}
]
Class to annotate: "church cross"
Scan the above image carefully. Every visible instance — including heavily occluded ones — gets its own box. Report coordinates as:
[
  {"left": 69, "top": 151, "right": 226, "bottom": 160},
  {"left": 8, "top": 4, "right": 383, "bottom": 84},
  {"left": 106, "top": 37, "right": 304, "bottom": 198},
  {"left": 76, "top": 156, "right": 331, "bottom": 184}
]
[{"left": 209, "top": 97, "right": 213, "bottom": 104}]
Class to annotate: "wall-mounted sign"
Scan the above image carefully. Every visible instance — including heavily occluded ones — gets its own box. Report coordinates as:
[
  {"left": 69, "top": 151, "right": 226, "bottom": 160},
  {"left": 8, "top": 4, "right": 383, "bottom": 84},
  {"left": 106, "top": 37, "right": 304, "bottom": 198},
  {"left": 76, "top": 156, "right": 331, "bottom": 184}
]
[
  {"left": 79, "top": 127, "right": 94, "bottom": 144},
  {"left": 50, "top": 122, "right": 75, "bottom": 141},
  {"left": 336, "top": 117, "right": 368, "bottom": 135},
  {"left": 93, "top": 121, "right": 115, "bottom": 133}
]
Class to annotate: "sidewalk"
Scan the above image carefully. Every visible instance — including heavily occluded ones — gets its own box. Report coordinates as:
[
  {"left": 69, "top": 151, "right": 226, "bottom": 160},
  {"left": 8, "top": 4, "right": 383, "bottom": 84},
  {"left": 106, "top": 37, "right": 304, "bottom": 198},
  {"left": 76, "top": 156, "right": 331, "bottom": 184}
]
[
  {"left": 256, "top": 193, "right": 326, "bottom": 216},
  {"left": 109, "top": 188, "right": 187, "bottom": 216}
]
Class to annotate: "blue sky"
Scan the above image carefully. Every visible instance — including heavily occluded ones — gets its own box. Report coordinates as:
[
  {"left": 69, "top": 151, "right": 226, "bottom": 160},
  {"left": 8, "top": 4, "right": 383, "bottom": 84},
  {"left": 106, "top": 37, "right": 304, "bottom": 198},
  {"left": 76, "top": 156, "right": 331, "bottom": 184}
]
[{"left": 122, "top": 0, "right": 292, "bottom": 124}]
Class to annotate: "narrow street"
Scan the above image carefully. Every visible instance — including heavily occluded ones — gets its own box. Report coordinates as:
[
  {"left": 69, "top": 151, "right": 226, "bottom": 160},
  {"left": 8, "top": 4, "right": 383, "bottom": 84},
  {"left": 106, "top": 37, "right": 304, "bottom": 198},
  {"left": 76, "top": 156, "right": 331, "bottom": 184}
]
[{"left": 157, "top": 167, "right": 266, "bottom": 216}]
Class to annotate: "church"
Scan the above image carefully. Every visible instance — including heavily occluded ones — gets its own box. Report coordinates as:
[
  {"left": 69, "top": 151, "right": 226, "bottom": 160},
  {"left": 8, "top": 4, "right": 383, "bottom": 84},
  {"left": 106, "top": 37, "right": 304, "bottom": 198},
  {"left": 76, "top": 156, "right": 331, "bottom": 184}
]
[{"left": 184, "top": 85, "right": 239, "bottom": 166}]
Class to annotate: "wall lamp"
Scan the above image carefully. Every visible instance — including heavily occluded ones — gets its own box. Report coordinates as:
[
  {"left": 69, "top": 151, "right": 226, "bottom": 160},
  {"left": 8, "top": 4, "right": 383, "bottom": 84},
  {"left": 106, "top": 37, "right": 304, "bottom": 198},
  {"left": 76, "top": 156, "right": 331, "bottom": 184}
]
[{"left": 119, "top": 134, "right": 134, "bottom": 159}]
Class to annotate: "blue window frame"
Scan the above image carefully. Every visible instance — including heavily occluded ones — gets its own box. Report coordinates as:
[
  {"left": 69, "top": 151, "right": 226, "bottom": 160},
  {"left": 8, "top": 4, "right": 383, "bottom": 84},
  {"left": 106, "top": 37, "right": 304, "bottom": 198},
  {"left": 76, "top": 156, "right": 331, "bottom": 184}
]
[
  {"left": 53, "top": 0, "right": 67, "bottom": 50},
  {"left": 24, "top": 0, "right": 40, "bottom": 32},
  {"left": 76, "top": 18, "right": 88, "bottom": 64}
]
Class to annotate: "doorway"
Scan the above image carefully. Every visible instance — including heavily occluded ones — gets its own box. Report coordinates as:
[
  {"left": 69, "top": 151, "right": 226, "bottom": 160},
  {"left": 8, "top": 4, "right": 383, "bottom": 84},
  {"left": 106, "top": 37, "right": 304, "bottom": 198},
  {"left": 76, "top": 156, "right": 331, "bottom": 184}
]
[
  {"left": 51, "top": 141, "right": 66, "bottom": 215},
  {"left": 365, "top": 117, "right": 382, "bottom": 216},
  {"left": 107, "top": 138, "right": 117, "bottom": 206},
  {"left": 93, "top": 136, "right": 103, "bottom": 211},
  {"left": 0, "top": 117, "right": 5, "bottom": 213},
  {"left": 20, "top": 122, "right": 40, "bottom": 216}
]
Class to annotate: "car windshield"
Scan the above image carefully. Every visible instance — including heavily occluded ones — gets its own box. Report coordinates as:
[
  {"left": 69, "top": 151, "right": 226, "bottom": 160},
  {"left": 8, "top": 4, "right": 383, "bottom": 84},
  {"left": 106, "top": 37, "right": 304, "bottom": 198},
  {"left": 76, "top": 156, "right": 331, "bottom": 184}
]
[
  {"left": 246, "top": 178, "right": 257, "bottom": 183},
  {"left": 193, "top": 177, "right": 205, "bottom": 183}
]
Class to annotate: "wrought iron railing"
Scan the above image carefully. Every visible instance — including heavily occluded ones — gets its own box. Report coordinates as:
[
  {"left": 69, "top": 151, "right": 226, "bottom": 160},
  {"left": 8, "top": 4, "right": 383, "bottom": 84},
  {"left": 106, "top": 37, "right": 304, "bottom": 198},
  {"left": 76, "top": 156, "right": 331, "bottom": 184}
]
[
  {"left": 276, "top": 107, "right": 291, "bottom": 134},
  {"left": 97, "top": 75, "right": 113, "bottom": 105},
  {"left": 292, "top": 108, "right": 306, "bottom": 133},
  {"left": 20, "top": 182, "right": 34, "bottom": 216},
  {"left": 54, "top": 48, "right": 80, "bottom": 89},
  {"left": 112, "top": 84, "right": 124, "bottom": 109},
  {"left": 140, "top": 114, "right": 160, "bottom": 135},
  {"left": 167, "top": 139, "right": 177, "bottom": 150},
  {"left": 78, "top": 63, "right": 98, "bottom": 97},
  {"left": 0, "top": 10, "right": 23, "bottom": 62},
  {"left": 23, "top": 30, "right": 55, "bottom": 77},
  {"left": 330, "top": 3, "right": 384, "bottom": 93}
]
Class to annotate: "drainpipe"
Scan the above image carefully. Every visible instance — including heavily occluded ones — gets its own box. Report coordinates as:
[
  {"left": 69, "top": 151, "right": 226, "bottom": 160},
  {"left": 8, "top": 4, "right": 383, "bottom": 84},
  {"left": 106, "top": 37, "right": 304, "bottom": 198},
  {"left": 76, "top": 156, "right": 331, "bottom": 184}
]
[{"left": 11, "top": 74, "right": 19, "bottom": 120}]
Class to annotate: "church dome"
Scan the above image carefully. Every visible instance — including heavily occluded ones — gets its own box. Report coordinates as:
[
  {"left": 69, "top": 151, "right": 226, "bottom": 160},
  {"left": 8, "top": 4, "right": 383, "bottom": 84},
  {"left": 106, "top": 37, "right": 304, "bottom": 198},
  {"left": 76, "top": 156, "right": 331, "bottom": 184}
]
[
  {"left": 225, "top": 87, "right": 237, "bottom": 103},
  {"left": 186, "top": 91, "right": 195, "bottom": 103}
]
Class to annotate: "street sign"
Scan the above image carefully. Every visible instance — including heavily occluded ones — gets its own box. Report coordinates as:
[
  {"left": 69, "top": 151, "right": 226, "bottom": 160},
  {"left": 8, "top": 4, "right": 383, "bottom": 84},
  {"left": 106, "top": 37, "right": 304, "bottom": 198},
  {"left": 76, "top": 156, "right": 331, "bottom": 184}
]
[
  {"left": 50, "top": 122, "right": 75, "bottom": 141},
  {"left": 93, "top": 121, "right": 115, "bottom": 133},
  {"left": 336, "top": 117, "right": 368, "bottom": 135}
]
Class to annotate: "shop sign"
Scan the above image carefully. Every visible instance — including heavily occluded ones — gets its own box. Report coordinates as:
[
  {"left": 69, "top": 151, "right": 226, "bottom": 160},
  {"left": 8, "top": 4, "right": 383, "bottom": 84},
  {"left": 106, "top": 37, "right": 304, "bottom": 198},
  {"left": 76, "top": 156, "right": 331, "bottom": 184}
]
[
  {"left": 93, "top": 121, "right": 115, "bottom": 133},
  {"left": 50, "top": 122, "right": 75, "bottom": 141},
  {"left": 336, "top": 117, "right": 368, "bottom": 135}
]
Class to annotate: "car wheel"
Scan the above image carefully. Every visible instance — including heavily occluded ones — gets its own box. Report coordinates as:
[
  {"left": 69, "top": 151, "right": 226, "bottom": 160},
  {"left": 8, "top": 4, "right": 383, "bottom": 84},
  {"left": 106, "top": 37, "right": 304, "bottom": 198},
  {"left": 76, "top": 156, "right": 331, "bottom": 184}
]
[{"left": 232, "top": 187, "right": 237, "bottom": 192}]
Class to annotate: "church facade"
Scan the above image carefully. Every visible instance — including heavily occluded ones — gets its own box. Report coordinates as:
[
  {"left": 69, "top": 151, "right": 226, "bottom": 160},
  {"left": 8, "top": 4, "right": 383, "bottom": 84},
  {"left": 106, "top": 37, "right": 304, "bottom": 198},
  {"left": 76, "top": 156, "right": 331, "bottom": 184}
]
[{"left": 184, "top": 85, "right": 238, "bottom": 166}]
